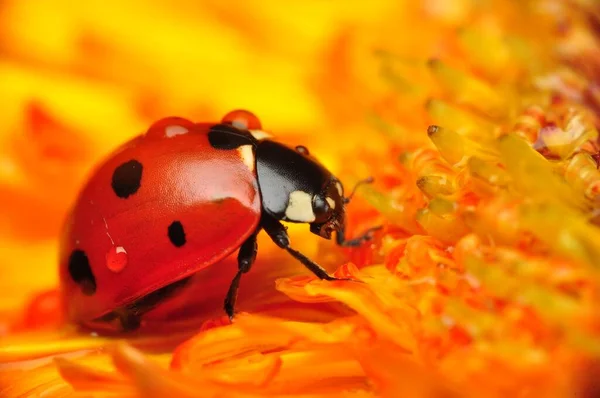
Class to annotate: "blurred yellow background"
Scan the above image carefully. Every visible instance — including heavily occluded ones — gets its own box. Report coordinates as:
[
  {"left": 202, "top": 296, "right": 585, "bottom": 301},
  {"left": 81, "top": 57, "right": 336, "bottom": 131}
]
[
  {"left": 0, "top": 0, "right": 587, "bottom": 331},
  {"left": 3, "top": 1, "right": 600, "bottom": 396},
  {"left": 0, "top": 0, "right": 411, "bottom": 322}
]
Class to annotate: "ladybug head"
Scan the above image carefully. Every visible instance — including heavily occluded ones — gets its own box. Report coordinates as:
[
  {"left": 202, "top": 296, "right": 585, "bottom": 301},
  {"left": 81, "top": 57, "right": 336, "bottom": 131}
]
[
  {"left": 307, "top": 177, "right": 346, "bottom": 240},
  {"left": 308, "top": 175, "right": 375, "bottom": 241},
  {"left": 215, "top": 109, "right": 374, "bottom": 244},
  {"left": 255, "top": 138, "right": 371, "bottom": 243}
]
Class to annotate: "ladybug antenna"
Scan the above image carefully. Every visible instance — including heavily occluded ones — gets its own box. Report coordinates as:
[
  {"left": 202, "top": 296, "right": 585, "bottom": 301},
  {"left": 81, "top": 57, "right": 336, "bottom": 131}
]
[{"left": 343, "top": 176, "right": 374, "bottom": 204}]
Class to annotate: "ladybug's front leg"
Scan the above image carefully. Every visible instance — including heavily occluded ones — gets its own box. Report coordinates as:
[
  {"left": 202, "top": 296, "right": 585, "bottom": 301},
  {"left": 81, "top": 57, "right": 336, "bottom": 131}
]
[
  {"left": 261, "top": 214, "right": 350, "bottom": 282},
  {"left": 224, "top": 233, "right": 258, "bottom": 320},
  {"left": 336, "top": 176, "right": 382, "bottom": 247},
  {"left": 335, "top": 225, "right": 382, "bottom": 247}
]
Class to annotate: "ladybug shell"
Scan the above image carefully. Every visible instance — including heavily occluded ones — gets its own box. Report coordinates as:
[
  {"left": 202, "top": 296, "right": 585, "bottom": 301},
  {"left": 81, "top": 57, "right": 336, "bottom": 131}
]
[{"left": 59, "top": 118, "right": 261, "bottom": 323}]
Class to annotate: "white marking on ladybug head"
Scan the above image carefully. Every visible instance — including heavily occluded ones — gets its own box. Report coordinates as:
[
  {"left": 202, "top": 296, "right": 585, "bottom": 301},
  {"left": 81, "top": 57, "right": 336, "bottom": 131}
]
[
  {"left": 249, "top": 129, "right": 271, "bottom": 140},
  {"left": 335, "top": 182, "right": 343, "bottom": 196},
  {"left": 165, "top": 125, "right": 189, "bottom": 138},
  {"left": 237, "top": 145, "right": 255, "bottom": 172},
  {"left": 326, "top": 197, "right": 336, "bottom": 209},
  {"left": 285, "top": 190, "right": 316, "bottom": 222}
]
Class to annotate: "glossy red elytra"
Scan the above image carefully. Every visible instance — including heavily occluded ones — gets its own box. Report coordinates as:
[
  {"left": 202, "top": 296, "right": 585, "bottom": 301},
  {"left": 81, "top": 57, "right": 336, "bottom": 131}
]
[{"left": 59, "top": 110, "right": 380, "bottom": 331}]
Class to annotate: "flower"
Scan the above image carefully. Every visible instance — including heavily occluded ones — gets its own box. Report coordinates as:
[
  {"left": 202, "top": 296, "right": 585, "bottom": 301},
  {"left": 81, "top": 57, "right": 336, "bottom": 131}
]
[{"left": 2, "top": 0, "right": 600, "bottom": 397}]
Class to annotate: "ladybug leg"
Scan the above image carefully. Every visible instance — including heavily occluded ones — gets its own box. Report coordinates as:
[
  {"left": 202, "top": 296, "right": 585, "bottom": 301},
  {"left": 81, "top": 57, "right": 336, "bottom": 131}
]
[
  {"left": 261, "top": 214, "right": 347, "bottom": 281},
  {"left": 335, "top": 225, "right": 382, "bottom": 247},
  {"left": 93, "top": 308, "right": 141, "bottom": 331},
  {"left": 224, "top": 233, "right": 259, "bottom": 320},
  {"left": 94, "top": 276, "right": 192, "bottom": 332},
  {"left": 115, "top": 309, "right": 142, "bottom": 331}
]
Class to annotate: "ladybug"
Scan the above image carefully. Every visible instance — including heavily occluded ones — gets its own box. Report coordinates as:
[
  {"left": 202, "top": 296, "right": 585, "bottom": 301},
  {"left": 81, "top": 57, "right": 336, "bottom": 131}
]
[{"left": 59, "top": 110, "right": 379, "bottom": 331}]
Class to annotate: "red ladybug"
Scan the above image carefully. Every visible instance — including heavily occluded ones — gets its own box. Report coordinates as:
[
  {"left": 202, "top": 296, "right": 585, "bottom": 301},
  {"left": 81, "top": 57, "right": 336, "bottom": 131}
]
[{"left": 59, "top": 110, "right": 379, "bottom": 331}]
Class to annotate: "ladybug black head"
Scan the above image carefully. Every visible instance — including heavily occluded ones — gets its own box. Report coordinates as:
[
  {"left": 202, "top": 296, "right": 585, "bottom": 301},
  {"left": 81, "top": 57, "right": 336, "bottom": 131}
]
[
  {"left": 254, "top": 138, "right": 349, "bottom": 240},
  {"left": 211, "top": 112, "right": 371, "bottom": 245},
  {"left": 307, "top": 177, "right": 346, "bottom": 239}
]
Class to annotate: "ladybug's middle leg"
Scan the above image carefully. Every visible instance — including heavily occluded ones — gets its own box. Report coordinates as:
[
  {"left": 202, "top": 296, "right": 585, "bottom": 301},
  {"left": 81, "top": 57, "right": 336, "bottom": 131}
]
[{"left": 224, "top": 233, "right": 259, "bottom": 320}]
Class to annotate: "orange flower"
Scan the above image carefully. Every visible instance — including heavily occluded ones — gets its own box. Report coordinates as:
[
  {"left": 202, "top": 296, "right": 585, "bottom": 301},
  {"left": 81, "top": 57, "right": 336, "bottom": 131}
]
[{"left": 2, "top": 1, "right": 600, "bottom": 397}]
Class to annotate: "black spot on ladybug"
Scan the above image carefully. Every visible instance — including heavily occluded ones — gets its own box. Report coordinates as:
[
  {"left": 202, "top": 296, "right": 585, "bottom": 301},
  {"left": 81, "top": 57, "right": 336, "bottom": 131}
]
[
  {"left": 208, "top": 124, "right": 256, "bottom": 150},
  {"left": 68, "top": 249, "right": 96, "bottom": 296},
  {"left": 111, "top": 159, "right": 143, "bottom": 199},
  {"left": 168, "top": 221, "right": 186, "bottom": 247}
]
